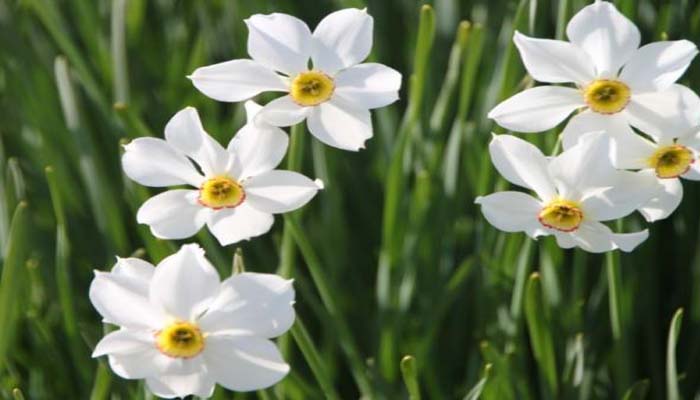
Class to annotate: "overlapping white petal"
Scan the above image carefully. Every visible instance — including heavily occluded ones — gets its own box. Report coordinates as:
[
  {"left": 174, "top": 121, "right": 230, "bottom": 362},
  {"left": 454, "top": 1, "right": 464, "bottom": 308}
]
[
  {"left": 228, "top": 102, "right": 289, "bottom": 179},
  {"left": 136, "top": 190, "right": 210, "bottom": 240},
  {"left": 91, "top": 246, "right": 294, "bottom": 397},
  {"left": 122, "top": 138, "right": 204, "bottom": 188},
  {"left": 620, "top": 40, "right": 698, "bottom": 92},
  {"left": 245, "top": 13, "right": 312, "bottom": 75},
  {"left": 245, "top": 171, "right": 323, "bottom": 214},
  {"left": 333, "top": 63, "right": 402, "bottom": 109},
  {"left": 150, "top": 244, "right": 220, "bottom": 321},
  {"left": 513, "top": 31, "right": 595, "bottom": 84},
  {"left": 474, "top": 191, "right": 545, "bottom": 238},
  {"left": 203, "top": 335, "right": 290, "bottom": 392},
  {"left": 311, "top": 8, "right": 373, "bottom": 75},
  {"left": 488, "top": 134, "right": 557, "bottom": 201},
  {"left": 307, "top": 99, "right": 373, "bottom": 151},
  {"left": 566, "top": 0, "right": 640, "bottom": 76},
  {"left": 625, "top": 84, "right": 700, "bottom": 140},
  {"left": 638, "top": 177, "right": 684, "bottom": 222},
  {"left": 189, "top": 59, "right": 288, "bottom": 102},
  {"left": 199, "top": 273, "right": 295, "bottom": 338},
  {"left": 487, "top": 86, "right": 584, "bottom": 132},
  {"left": 256, "top": 96, "right": 310, "bottom": 127},
  {"left": 206, "top": 204, "right": 275, "bottom": 246}
]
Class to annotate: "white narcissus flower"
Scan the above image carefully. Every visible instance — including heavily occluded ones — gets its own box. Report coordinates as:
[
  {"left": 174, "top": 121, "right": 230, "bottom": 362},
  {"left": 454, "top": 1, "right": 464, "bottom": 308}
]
[
  {"left": 475, "top": 132, "right": 660, "bottom": 253},
  {"left": 189, "top": 8, "right": 402, "bottom": 151},
  {"left": 488, "top": 0, "right": 699, "bottom": 148},
  {"left": 122, "top": 102, "right": 323, "bottom": 246},
  {"left": 90, "top": 244, "right": 295, "bottom": 398}
]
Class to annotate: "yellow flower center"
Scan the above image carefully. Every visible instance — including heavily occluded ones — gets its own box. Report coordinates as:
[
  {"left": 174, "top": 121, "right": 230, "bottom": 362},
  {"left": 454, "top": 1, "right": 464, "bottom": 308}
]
[
  {"left": 290, "top": 71, "right": 335, "bottom": 106},
  {"left": 198, "top": 176, "right": 245, "bottom": 209},
  {"left": 647, "top": 144, "right": 694, "bottom": 179},
  {"left": 583, "top": 79, "right": 631, "bottom": 114},
  {"left": 155, "top": 321, "right": 205, "bottom": 358},
  {"left": 538, "top": 199, "right": 583, "bottom": 232}
]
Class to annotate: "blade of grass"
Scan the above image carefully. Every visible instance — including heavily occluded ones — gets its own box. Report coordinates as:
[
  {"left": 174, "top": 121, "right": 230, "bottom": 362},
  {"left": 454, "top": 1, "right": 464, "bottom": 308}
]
[
  {"left": 290, "top": 317, "right": 341, "bottom": 400},
  {"left": 524, "top": 272, "right": 558, "bottom": 396},
  {"left": 666, "top": 308, "right": 683, "bottom": 400},
  {"left": 400, "top": 355, "right": 421, "bottom": 400}
]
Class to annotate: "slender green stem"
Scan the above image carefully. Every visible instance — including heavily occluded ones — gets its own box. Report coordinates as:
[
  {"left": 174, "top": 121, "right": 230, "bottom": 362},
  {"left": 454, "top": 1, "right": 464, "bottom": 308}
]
[
  {"left": 666, "top": 308, "right": 683, "bottom": 400},
  {"left": 284, "top": 216, "right": 373, "bottom": 396},
  {"left": 606, "top": 251, "right": 622, "bottom": 340},
  {"left": 401, "top": 355, "right": 421, "bottom": 400},
  {"left": 290, "top": 318, "right": 341, "bottom": 400},
  {"left": 111, "top": 0, "right": 129, "bottom": 104}
]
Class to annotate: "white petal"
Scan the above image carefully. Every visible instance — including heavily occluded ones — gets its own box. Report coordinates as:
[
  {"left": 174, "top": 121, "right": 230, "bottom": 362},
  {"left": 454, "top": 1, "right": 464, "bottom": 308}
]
[
  {"left": 569, "top": 221, "right": 618, "bottom": 253},
  {"left": 110, "top": 258, "right": 154, "bottom": 296},
  {"left": 610, "top": 229, "right": 649, "bottom": 252},
  {"left": 333, "top": 63, "right": 402, "bottom": 109},
  {"left": 92, "top": 329, "right": 153, "bottom": 357},
  {"left": 474, "top": 192, "right": 547, "bottom": 238},
  {"left": 164, "top": 107, "right": 231, "bottom": 176},
  {"left": 204, "top": 335, "right": 290, "bottom": 392},
  {"left": 206, "top": 204, "right": 274, "bottom": 246},
  {"left": 307, "top": 99, "right": 372, "bottom": 151},
  {"left": 190, "top": 59, "right": 287, "bottom": 102},
  {"left": 245, "top": 13, "right": 312, "bottom": 75},
  {"left": 638, "top": 177, "right": 683, "bottom": 222},
  {"left": 549, "top": 131, "right": 616, "bottom": 199},
  {"left": 561, "top": 111, "right": 633, "bottom": 150},
  {"left": 122, "top": 138, "right": 204, "bottom": 188},
  {"left": 620, "top": 40, "right": 698, "bottom": 92},
  {"left": 312, "top": 8, "right": 373, "bottom": 74},
  {"left": 146, "top": 370, "right": 215, "bottom": 399},
  {"left": 244, "top": 170, "right": 322, "bottom": 214},
  {"left": 107, "top": 351, "right": 175, "bottom": 380},
  {"left": 610, "top": 130, "right": 657, "bottom": 170},
  {"left": 488, "top": 86, "right": 584, "bottom": 132},
  {"left": 581, "top": 170, "right": 660, "bottom": 221},
  {"left": 566, "top": 1, "right": 640, "bottom": 76},
  {"left": 228, "top": 123, "right": 289, "bottom": 180},
  {"left": 89, "top": 271, "right": 165, "bottom": 329},
  {"left": 199, "top": 273, "right": 295, "bottom": 338},
  {"left": 150, "top": 244, "right": 220, "bottom": 321},
  {"left": 136, "top": 190, "right": 210, "bottom": 240},
  {"left": 682, "top": 161, "right": 700, "bottom": 181},
  {"left": 488, "top": 134, "right": 557, "bottom": 201},
  {"left": 554, "top": 232, "right": 578, "bottom": 249},
  {"left": 244, "top": 101, "right": 264, "bottom": 124},
  {"left": 625, "top": 84, "right": 700, "bottom": 140},
  {"left": 256, "top": 96, "right": 310, "bottom": 127},
  {"left": 513, "top": 31, "right": 595, "bottom": 84}
]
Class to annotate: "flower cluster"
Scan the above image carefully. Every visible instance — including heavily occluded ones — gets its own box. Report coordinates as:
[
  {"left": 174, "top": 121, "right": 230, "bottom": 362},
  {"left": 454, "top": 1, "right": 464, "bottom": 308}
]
[
  {"left": 479, "top": 0, "right": 700, "bottom": 252},
  {"left": 92, "top": 7, "right": 401, "bottom": 398}
]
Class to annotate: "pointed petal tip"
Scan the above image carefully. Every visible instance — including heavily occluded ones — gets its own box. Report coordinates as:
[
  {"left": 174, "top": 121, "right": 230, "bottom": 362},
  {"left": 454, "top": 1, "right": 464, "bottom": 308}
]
[{"left": 314, "top": 179, "right": 325, "bottom": 190}]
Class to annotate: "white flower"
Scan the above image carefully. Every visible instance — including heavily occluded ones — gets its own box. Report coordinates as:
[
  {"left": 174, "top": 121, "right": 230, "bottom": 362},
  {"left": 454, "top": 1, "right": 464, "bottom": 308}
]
[
  {"left": 90, "top": 244, "right": 295, "bottom": 398},
  {"left": 562, "top": 86, "right": 700, "bottom": 221},
  {"left": 488, "top": 0, "right": 698, "bottom": 149},
  {"left": 122, "top": 102, "right": 323, "bottom": 246},
  {"left": 475, "top": 132, "right": 659, "bottom": 253},
  {"left": 189, "top": 8, "right": 402, "bottom": 151}
]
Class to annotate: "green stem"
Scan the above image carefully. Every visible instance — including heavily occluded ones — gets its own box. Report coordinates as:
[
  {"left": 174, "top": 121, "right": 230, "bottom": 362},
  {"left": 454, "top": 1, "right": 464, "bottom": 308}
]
[
  {"left": 284, "top": 216, "right": 373, "bottom": 396},
  {"left": 290, "top": 318, "right": 341, "bottom": 400}
]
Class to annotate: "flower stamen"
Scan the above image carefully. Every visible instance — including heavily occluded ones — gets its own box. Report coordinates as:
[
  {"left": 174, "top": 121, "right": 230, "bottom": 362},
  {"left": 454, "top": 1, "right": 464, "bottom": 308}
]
[
  {"left": 155, "top": 321, "right": 205, "bottom": 358},
  {"left": 648, "top": 144, "right": 694, "bottom": 178},
  {"left": 199, "top": 176, "right": 245, "bottom": 209},
  {"left": 583, "top": 79, "right": 631, "bottom": 114},
  {"left": 290, "top": 71, "right": 335, "bottom": 106},
  {"left": 538, "top": 199, "right": 583, "bottom": 232}
]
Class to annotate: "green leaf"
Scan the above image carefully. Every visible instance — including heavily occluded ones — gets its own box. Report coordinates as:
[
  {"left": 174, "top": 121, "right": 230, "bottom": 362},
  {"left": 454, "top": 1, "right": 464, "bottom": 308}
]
[
  {"left": 401, "top": 355, "right": 421, "bottom": 400},
  {"left": 465, "top": 364, "right": 492, "bottom": 400},
  {"left": 622, "top": 379, "right": 650, "bottom": 400}
]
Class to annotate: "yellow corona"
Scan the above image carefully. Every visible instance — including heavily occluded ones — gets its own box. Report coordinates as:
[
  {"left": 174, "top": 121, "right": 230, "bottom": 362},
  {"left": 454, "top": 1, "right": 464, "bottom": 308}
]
[
  {"left": 583, "top": 80, "right": 631, "bottom": 114},
  {"left": 155, "top": 321, "right": 205, "bottom": 358},
  {"left": 648, "top": 145, "right": 694, "bottom": 179},
  {"left": 198, "top": 176, "right": 245, "bottom": 209},
  {"left": 538, "top": 199, "right": 584, "bottom": 232},
  {"left": 290, "top": 71, "right": 335, "bottom": 106}
]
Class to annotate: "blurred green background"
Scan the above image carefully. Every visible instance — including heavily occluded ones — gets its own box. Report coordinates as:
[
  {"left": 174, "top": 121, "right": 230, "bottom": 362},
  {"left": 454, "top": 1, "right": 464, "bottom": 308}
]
[{"left": 2, "top": 0, "right": 700, "bottom": 398}]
